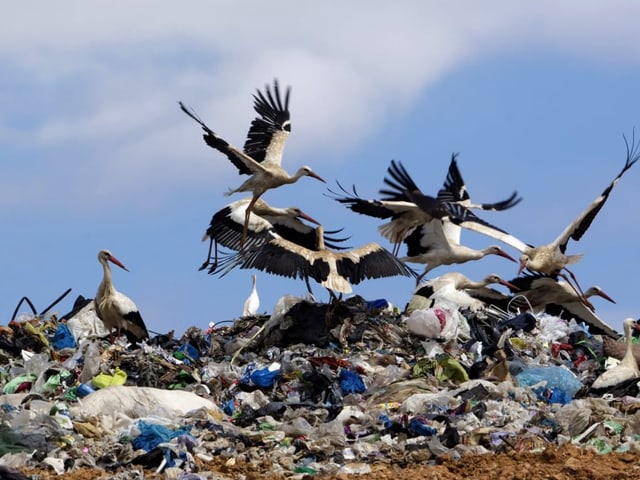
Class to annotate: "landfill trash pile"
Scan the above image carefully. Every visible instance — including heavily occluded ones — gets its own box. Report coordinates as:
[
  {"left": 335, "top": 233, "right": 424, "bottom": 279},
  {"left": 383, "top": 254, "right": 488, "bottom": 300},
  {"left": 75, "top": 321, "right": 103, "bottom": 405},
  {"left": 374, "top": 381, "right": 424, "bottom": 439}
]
[{"left": 1, "top": 292, "right": 640, "bottom": 479}]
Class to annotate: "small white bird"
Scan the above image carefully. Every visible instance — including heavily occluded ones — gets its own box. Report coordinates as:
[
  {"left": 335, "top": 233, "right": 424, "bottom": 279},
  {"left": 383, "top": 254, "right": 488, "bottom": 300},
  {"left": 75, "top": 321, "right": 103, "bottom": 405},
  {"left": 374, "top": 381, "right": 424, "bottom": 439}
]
[
  {"left": 95, "top": 249, "right": 149, "bottom": 344},
  {"left": 591, "top": 317, "right": 640, "bottom": 390},
  {"left": 243, "top": 273, "right": 260, "bottom": 317}
]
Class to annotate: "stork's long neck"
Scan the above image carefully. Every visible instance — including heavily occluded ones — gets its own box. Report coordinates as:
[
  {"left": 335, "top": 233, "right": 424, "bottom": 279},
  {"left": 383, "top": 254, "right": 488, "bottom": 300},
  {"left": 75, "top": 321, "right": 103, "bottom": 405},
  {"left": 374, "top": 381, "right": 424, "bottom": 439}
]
[
  {"left": 624, "top": 321, "right": 634, "bottom": 360},
  {"left": 316, "top": 226, "right": 325, "bottom": 250},
  {"left": 284, "top": 169, "right": 306, "bottom": 185},
  {"left": 97, "top": 260, "right": 115, "bottom": 299}
]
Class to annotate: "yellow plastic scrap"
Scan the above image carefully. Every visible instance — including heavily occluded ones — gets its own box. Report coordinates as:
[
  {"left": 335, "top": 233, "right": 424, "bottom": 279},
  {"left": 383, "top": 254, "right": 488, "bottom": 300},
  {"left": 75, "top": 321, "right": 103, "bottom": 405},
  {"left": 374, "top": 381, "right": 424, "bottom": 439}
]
[
  {"left": 509, "top": 337, "right": 528, "bottom": 351},
  {"left": 91, "top": 367, "right": 128, "bottom": 389},
  {"left": 72, "top": 420, "right": 104, "bottom": 439},
  {"left": 435, "top": 356, "right": 469, "bottom": 383},
  {"left": 23, "top": 322, "right": 50, "bottom": 348},
  {"left": 412, "top": 358, "right": 436, "bottom": 377}
]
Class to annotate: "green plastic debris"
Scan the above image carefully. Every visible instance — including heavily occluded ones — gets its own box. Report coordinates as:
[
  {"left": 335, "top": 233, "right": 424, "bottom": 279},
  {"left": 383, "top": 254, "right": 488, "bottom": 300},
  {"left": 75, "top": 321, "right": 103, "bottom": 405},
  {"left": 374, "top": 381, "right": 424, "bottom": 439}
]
[
  {"left": 2, "top": 374, "right": 37, "bottom": 394},
  {"left": 603, "top": 419, "right": 623, "bottom": 435}
]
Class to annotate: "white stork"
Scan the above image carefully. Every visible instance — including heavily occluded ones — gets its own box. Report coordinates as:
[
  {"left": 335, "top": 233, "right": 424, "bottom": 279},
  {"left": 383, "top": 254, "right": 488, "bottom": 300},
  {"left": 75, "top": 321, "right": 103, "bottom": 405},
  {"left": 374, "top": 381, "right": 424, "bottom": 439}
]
[
  {"left": 330, "top": 157, "right": 519, "bottom": 283},
  {"left": 180, "top": 80, "right": 325, "bottom": 248},
  {"left": 95, "top": 249, "right": 149, "bottom": 344},
  {"left": 445, "top": 132, "right": 640, "bottom": 295},
  {"left": 328, "top": 154, "right": 521, "bottom": 256},
  {"left": 591, "top": 317, "right": 640, "bottom": 390},
  {"left": 242, "top": 273, "right": 260, "bottom": 317},
  {"left": 200, "top": 196, "right": 348, "bottom": 273},
  {"left": 400, "top": 219, "right": 517, "bottom": 285},
  {"left": 409, "top": 272, "right": 519, "bottom": 312},
  {"left": 217, "top": 225, "right": 416, "bottom": 299},
  {"left": 504, "top": 273, "right": 619, "bottom": 338}
]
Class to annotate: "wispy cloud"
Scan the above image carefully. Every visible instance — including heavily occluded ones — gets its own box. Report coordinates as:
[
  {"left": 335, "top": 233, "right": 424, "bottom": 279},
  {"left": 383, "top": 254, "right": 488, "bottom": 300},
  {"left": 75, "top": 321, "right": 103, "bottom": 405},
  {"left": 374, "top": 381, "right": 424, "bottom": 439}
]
[{"left": 1, "top": 1, "right": 640, "bottom": 214}]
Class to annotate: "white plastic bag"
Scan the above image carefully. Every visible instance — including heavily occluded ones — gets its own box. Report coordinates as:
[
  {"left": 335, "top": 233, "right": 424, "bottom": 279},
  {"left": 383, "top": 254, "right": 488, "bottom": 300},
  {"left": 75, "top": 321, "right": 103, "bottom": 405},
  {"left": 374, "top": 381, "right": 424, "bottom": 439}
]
[{"left": 407, "top": 307, "right": 459, "bottom": 340}]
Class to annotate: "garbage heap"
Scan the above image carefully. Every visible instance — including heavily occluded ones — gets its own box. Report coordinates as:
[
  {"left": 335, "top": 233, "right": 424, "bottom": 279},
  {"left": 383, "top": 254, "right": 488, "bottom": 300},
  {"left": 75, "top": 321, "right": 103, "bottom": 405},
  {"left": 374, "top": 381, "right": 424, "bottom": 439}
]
[{"left": 1, "top": 293, "right": 639, "bottom": 479}]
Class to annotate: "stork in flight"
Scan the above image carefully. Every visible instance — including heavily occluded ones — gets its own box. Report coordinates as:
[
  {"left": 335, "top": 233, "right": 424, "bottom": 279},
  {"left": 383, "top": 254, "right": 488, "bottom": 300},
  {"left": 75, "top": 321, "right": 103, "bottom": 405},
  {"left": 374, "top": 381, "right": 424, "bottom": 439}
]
[
  {"left": 95, "top": 249, "right": 149, "bottom": 344},
  {"left": 444, "top": 132, "right": 640, "bottom": 295},
  {"left": 216, "top": 225, "right": 416, "bottom": 300},
  {"left": 503, "top": 273, "right": 619, "bottom": 338},
  {"left": 200, "top": 196, "right": 349, "bottom": 273},
  {"left": 408, "top": 272, "right": 519, "bottom": 312},
  {"left": 335, "top": 158, "right": 518, "bottom": 283},
  {"left": 328, "top": 154, "right": 521, "bottom": 256},
  {"left": 179, "top": 80, "right": 325, "bottom": 248}
]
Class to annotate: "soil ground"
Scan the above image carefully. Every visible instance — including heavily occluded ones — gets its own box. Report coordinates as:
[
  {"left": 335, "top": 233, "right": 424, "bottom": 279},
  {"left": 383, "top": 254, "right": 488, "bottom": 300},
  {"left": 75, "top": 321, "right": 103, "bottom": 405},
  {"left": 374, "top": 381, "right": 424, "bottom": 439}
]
[{"left": 20, "top": 444, "right": 640, "bottom": 479}]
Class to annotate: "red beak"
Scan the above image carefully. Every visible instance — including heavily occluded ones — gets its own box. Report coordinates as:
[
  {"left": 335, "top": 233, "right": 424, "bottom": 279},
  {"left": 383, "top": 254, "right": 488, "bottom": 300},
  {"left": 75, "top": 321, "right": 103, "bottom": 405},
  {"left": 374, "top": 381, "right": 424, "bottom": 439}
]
[
  {"left": 297, "top": 211, "right": 321, "bottom": 225},
  {"left": 496, "top": 248, "right": 517, "bottom": 263},
  {"left": 308, "top": 171, "right": 326, "bottom": 183},
  {"left": 517, "top": 259, "right": 527, "bottom": 275},
  {"left": 595, "top": 289, "right": 616, "bottom": 304},
  {"left": 498, "top": 279, "right": 520, "bottom": 291},
  {"left": 109, "top": 255, "right": 129, "bottom": 272}
]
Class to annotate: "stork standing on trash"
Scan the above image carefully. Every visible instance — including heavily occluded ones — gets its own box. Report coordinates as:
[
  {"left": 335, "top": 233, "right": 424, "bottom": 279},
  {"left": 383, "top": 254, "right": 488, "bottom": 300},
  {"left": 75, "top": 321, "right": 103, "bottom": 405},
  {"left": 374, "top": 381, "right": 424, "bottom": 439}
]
[
  {"left": 243, "top": 273, "right": 260, "bottom": 317},
  {"left": 591, "top": 318, "right": 640, "bottom": 390},
  {"left": 95, "top": 249, "right": 149, "bottom": 344},
  {"left": 180, "top": 79, "right": 326, "bottom": 249}
]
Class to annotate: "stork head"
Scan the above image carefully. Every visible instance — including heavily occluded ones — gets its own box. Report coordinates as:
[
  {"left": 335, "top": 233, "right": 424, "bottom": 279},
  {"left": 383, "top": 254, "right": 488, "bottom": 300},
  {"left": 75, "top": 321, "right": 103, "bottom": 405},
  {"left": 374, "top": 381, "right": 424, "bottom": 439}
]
[
  {"left": 487, "top": 246, "right": 517, "bottom": 263},
  {"left": 485, "top": 274, "right": 520, "bottom": 291},
  {"left": 584, "top": 285, "right": 615, "bottom": 304},
  {"left": 98, "top": 249, "right": 129, "bottom": 272},
  {"left": 298, "top": 166, "right": 326, "bottom": 183},
  {"left": 288, "top": 208, "right": 320, "bottom": 225}
]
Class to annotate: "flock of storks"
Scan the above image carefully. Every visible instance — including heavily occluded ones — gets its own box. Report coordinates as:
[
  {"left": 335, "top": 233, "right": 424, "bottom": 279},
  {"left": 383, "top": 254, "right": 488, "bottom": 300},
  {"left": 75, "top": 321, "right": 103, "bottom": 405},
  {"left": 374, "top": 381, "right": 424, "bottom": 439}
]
[{"left": 94, "top": 79, "right": 639, "bottom": 361}]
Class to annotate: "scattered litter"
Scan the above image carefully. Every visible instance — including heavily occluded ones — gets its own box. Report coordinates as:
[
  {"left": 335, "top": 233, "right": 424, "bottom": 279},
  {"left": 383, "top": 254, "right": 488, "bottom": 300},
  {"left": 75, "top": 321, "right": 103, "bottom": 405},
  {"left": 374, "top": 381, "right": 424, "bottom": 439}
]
[{"left": 1, "top": 292, "right": 638, "bottom": 478}]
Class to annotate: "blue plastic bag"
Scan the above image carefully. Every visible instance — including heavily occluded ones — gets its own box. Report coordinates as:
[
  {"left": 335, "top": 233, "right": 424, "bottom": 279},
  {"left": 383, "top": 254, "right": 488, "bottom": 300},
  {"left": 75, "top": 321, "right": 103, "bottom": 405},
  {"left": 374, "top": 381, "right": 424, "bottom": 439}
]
[
  {"left": 176, "top": 343, "right": 199, "bottom": 364},
  {"left": 51, "top": 323, "right": 76, "bottom": 350},
  {"left": 516, "top": 366, "right": 583, "bottom": 404},
  {"left": 241, "top": 363, "right": 281, "bottom": 388},
  {"left": 408, "top": 417, "right": 438, "bottom": 436},
  {"left": 131, "top": 421, "right": 191, "bottom": 451},
  {"left": 339, "top": 369, "right": 366, "bottom": 394}
]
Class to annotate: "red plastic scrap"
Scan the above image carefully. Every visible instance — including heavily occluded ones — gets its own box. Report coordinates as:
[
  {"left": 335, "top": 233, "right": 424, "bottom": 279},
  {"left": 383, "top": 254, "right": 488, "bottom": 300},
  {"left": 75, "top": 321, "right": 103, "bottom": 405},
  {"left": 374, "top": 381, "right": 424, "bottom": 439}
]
[
  {"left": 308, "top": 356, "right": 351, "bottom": 370},
  {"left": 551, "top": 343, "right": 573, "bottom": 358}
]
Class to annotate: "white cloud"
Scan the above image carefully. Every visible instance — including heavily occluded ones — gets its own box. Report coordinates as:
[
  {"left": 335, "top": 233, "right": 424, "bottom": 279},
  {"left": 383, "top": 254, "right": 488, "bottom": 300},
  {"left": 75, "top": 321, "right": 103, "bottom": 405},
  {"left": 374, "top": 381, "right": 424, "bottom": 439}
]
[{"left": 2, "top": 1, "right": 640, "bottom": 213}]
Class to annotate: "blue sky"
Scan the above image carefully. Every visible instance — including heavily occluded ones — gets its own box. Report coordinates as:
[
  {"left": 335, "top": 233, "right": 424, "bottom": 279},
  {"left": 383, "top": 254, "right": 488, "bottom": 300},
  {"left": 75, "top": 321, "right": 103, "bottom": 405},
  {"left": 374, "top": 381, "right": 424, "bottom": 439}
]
[{"left": 1, "top": 2, "right": 639, "bottom": 336}]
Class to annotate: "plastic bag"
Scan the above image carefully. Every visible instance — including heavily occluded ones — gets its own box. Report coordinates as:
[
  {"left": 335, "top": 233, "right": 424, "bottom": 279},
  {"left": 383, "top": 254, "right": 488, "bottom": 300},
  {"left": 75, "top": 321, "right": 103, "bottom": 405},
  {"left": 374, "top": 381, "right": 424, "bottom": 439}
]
[
  {"left": 407, "top": 307, "right": 459, "bottom": 340},
  {"left": 515, "top": 365, "right": 583, "bottom": 404},
  {"left": 339, "top": 369, "right": 366, "bottom": 394}
]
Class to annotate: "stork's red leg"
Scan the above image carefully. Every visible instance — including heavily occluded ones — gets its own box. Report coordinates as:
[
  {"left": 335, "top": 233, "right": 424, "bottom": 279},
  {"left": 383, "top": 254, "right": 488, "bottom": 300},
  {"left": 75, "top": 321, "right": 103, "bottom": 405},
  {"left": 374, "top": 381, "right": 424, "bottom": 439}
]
[
  {"left": 199, "top": 237, "right": 215, "bottom": 271},
  {"left": 241, "top": 196, "right": 258, "bottom": 250},
  {"left": 559, "top": 269, "right": 594, "bottom": 311}
]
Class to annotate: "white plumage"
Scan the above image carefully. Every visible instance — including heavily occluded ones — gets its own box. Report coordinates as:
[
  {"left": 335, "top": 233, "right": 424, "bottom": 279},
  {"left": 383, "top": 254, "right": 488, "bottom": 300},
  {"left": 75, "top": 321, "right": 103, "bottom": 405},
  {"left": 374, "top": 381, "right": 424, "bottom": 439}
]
[
  {"left": 243, "top": 273, "right": 260, "bottom": 317},
  {"left": 95, "top": 249, "right": 149, "bottom": 343},
  {"left": 591, "top": 318, "right": 639, "bottom": 389},
  {"left": 447, "top": 134, "right": 639, "bottom": 294},
  {"left": 180, "top": 80, "right": 325, "bottom": 248}
]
